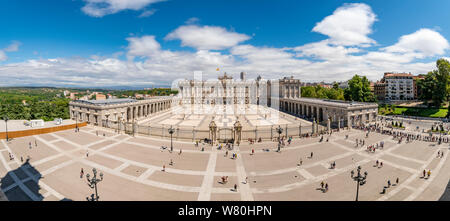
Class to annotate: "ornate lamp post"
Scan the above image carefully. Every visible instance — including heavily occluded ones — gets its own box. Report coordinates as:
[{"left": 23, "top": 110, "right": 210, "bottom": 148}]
[
  {"left": 86, "top": 168, "right": 103, "bottom": 201},
  {"left": 276, "top": 125, "right": 283, "bottom": 152},
  {"left": 168, "top": 126, "right": 175, "bottom": 152},
  {"left": 3, "top": 116, "right": 9, "bottom": 142},
  {"left": 350, "top": 166, "right": 368, "bottom": 201}
]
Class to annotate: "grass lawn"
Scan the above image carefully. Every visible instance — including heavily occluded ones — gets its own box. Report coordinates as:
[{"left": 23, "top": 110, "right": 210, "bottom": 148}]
[{"left": 379, "top": 106, "right": 448, "bottom": 118}]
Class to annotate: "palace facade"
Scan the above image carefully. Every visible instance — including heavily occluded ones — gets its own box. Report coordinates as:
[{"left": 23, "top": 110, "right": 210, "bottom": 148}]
[{"left": 69, "top": 72, "right": 378, "bottom": 130}]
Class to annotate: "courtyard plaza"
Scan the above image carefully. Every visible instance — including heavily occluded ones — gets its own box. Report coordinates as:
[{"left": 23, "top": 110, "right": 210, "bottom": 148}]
[
  {"left": 0, "top": 123, "right": 449, "bottom": 201},
  {"left": 136, "top": 104, "right": 301, "bottom": 131}
]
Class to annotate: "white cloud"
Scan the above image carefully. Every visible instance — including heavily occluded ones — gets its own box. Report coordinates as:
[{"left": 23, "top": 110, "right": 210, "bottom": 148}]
[
  {"left": 81, "top": 0, "right": 165, "bottom": 17},
  {"left": 0, "top": 41, "right": 22, "bottom": 62},
  {"left": 165, "top": 25, "right": 250, "bottom": 50},
  {"left": 384, "top": 28, "right": 449, "bottom": 56},
  {"left": 126, "top": 35, "right": 161, "bottom": 58},
  {"left": 138, "top": 9, "right": 156, "bottom": 18},
  {"left": 295, "top": 40, "right": 361, "bottom": 61},
  {"left": 1, "top": 4, "right": 449, "bottom": 87},
  {"left": 312, "top": 3, "right": 376, "bottom": 46},
  {"left": 4, "top": 41, "right": 21, "bottom": 52},
  {"left": 0, "top": 51, "right": 6, "bottom": 62}
]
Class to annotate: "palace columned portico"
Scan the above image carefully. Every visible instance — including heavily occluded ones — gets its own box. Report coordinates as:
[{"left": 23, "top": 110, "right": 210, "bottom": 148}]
[
  {"left": 279, "top": 97, "right": 378, "bottom": 129},
  {"left": 69, "top": 97, "right": 175, "bottom": 127}
]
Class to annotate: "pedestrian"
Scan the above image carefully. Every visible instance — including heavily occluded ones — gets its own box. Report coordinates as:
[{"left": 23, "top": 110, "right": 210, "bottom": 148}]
[
  {"left": 86, "top": 150, "right": 89, "bottom": 157},
  {"left": 427, "top": 170, "right": 431, "bottom": 178},
  {"left": 179, "top": 149, "right": 182, "bottom": 155},
  {"left": 310, "top": 152, "right": 313, "bottom": 158},
  {"left": 35, "top": 140, "right": 37, "bottom": 147},
  {"left": 396, "top": 177, "right": 399, "bottom": 185},
  {"left": 325, "top": 183, "right": 328, "bottom": 192},
  {"left": 251, "top": 149, "right": 254, "bottom": 155},
  {"left": 21, "top": 156, "right": 23, "bottom": 163},
  {"left": 320, "top": 181, "right": 324, "bottom": 189},
  {"left": 170, "top": 159, "right": 173, "bottom": 166},
  {"left": 245, "top": 176, "right": 248, "bottom": 184},
  {"left": 387, "top": 180, "right": 391, "bottom": 188},
  {"left": 423, "top": 170, "right": 426, "bottom": 178},
  {"left": 299, "top": 158, "right": 303, "bottom": 166},
  {"left": 380, "top": 162, "right": 383, "bottom": 168},
  {"left": 163, "top": 164, "right": 166, "bottom": 172},
  {"left": 80, "top": 168, "right": 84, "bottom": 178},
  {"left": 234, "top": 184, "right": 237, "bottom": 192},
  {"left": 225, "top": 150, "right": 228, "bottom": 157}
]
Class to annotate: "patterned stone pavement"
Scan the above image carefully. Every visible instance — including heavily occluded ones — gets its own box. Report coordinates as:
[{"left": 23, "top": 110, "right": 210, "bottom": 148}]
[{"left": 0, "top": 125, "right": 449, "bottom": 201}]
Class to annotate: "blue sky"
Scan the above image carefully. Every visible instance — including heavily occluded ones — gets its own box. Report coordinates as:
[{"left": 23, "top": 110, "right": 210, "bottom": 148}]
[{"left": 0, "top": 0, "right": 449, "bottom": 87}]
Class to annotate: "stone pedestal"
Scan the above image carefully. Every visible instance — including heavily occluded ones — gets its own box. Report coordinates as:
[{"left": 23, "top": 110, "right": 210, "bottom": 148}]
[{"left": 327, "top": 118, "right": 331, "bottom": 132}]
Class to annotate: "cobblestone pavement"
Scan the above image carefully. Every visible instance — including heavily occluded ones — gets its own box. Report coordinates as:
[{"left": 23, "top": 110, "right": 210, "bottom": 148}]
[{"left": 0, "top": 125, "right": 449, "bottom": 201}]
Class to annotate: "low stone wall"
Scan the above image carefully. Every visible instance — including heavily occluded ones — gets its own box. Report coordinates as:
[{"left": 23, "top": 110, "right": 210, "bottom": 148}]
[{"left": 0, "top": 122, "right": 87, "bottom": 140}]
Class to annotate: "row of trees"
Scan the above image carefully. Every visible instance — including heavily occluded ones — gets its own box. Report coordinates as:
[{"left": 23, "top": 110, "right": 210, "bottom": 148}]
[
  {"left": 0, "top": 98, "right": 70, "bottom": 121},
  {"left": 301, "top": 75, "right": 376, "bottom": 102},
  {"left": 416, "top": 59, "right": 450, "bottom": 107},
  {"left": 301, "top": 85, "right": 345, "bottom": 100},
  {"left": 112, "top": 88, "right": 178, "bottom": 98}
]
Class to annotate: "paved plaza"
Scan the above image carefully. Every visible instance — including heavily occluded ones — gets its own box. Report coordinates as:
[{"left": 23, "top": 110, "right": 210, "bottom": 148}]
[
  {"left": 0, "top": 125, "right": 449, "bottom": 201},
  {"left": 137, "top": 104, "right": 306, "bottom": 130}
]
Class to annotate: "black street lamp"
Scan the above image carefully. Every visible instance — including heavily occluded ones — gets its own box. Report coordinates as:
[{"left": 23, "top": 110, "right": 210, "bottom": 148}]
[
  {"left": 168, "top": 126, "right": 175, "bottom": 152},
  {"left": 350, "top": 166, "right": 368, "bottom": 201},
  {"left": 276, "top": 125, "right": 283, "bottom": 152},
  {"left": 86, "top": 168, "right": 103, "bottom": 201},
  {"left": 3, "top": 116, "right": 9, "bottom": 142}
]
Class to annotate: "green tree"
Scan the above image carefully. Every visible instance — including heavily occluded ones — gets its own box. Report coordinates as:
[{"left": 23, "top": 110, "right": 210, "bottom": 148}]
[
  {"left": 417, "top": 59, "right": 450, "bottom": 107},
  {"left": 344, "top": 75, "right": 376, "bottom": 102},
  {"left": 301, "top": 86, "right": 317, "bottom": 98}
]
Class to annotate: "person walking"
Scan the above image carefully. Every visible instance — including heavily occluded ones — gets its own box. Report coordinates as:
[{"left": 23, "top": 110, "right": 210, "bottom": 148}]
[
  {"left": 310, "top": 152, "right": 313, "bottom": 158},
  {"left": 80, "top": 168, "right": 84, "bottom": 178},
  {"left": 396, "top": 177, "right": 399, "bottom": 185},
  {"left": 234, "top": 184, "right": 238, "bottom": 192},
  {"left": 162, "top": 164, "right": 166, "bottom": 172}
]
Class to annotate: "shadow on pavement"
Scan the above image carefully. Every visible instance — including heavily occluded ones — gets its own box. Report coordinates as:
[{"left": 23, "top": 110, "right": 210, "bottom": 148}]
[{"left": 0, "top": 159, "right": 72, "bottom": 201}]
